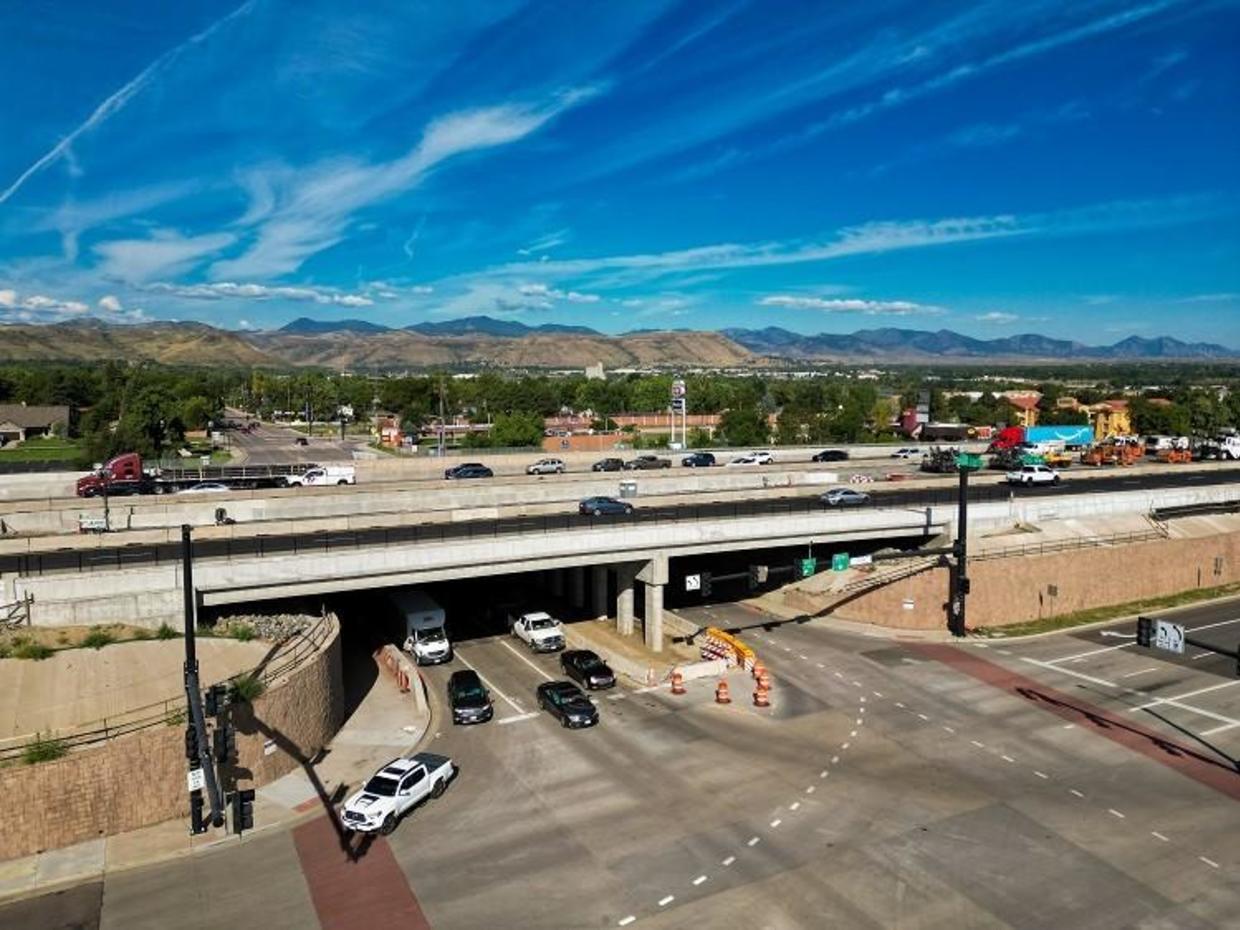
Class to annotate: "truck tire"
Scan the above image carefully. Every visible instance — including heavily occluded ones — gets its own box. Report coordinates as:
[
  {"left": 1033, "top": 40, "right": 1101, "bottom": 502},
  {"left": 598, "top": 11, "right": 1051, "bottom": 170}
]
[
  {"left": 337, "top": 479, "right": 348, "bottom": 485},
  {"left": 154, "top": 484, "right": 168, "bottom": 495},
  {"left": 380, "top": 813, "right": 396, "bottom": 836},
  {"left": 431, "top": 779, "right": 446, "bottom": 799}
]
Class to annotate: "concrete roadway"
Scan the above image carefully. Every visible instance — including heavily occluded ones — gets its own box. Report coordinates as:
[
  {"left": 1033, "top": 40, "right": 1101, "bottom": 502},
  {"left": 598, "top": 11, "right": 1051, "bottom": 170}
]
[
  {"left": 231, "top": 421, "right": 358, "bottom": 466},
  {"left": 6, "top": 601, "right": 1239, "bottom": 929}
]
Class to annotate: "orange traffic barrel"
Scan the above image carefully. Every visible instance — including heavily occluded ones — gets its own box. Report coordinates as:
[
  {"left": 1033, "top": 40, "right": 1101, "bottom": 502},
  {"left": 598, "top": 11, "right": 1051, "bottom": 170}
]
[
  {"left": 715, "top": 680, "right": 732, "bottom": 704},
  {"left": 753, "top": 683, "right": 770, "bottom": 708},
  {"left": 670, "top": 670, "right": 686, "bottom": 695}
]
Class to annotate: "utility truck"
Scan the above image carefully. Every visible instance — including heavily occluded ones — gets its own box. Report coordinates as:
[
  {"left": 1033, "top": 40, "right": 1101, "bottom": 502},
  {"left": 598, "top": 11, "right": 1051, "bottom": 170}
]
[{"left": 392, "top": 588, "right": 452, "bottom": 665}]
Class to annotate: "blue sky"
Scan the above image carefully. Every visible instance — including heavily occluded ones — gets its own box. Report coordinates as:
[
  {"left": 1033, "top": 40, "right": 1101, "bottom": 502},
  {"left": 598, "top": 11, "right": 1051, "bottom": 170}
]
[{"left": 1, "top": 0, "right": 1238, "bottom": 343}]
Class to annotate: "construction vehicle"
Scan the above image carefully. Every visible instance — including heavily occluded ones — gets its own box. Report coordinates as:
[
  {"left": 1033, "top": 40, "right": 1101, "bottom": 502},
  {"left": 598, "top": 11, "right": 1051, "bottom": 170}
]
[
  {"left": 1156, "top": 447, "right": 1193, "bottom": 464},
  {"left": 919, "top": 446, "right": 960, "bottom": 473},
  {"left": 1041, "top": 449, "right": 1073, "bottom": 469},
  {"left": 988, "top": 448, "right": 1042, "bottom": 471}
]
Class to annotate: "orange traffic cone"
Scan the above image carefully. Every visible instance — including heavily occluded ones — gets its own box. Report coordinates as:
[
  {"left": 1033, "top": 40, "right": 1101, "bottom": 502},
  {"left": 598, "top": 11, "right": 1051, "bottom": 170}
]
[
  {"left": 715, "top": 679, "right": 732, "bottom": 704},
  {"left": 753, "top": 682, "right": 770, "bottom": 707},
  {"left": 671, "top": 670, "right": 686, "bottom": 695},
  {"left": 751, "top": 661, "right": 767, "bottom": 681},
  {"left": 758, "top": 670, "right": 772, "bottom": 692}
]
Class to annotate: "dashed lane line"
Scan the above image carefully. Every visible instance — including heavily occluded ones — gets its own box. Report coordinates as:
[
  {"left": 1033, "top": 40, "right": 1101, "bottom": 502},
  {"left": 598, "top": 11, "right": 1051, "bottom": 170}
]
[
  {"left": 455, "top": 650, "right": 525, "bottom": 713},
  {"left": 499, "top": 640, "right": 556, "bottom": 681},
  {"left": 658, "top": 895, "right": 675, "bottom": 907},
  {"left": 618, "top": 917, "right": 636, "bottom": 927},
  {"left": 721, "top": 856, "right": 736, "bottom": 867},
  {"left": 1069, "top": 789, "right": 1086, "bottom": 798},
  {"left": 1200, "top": 856, "right": 1220, "bottom": 869},
  {"left": 497, "top": 712, "right": 539, "bottom": 726},
  {"left": 1108, "top": 808, "right": 1126, "bottom": 819},
  {"left": 1151, "top": 831, "right": 1170, "bottom": 843},
  {"left": 692, "top": 875, "right": 708, "bottom": 886}
]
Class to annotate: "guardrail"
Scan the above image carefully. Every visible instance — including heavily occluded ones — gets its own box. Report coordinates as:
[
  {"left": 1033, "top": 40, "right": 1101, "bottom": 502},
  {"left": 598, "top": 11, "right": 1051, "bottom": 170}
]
[
  {"left": 1151, "top": 500, "right": 1240, "bottom": 521},
  {"left": 971, "top": 527, "right": 1168, "bottom": 562},
  {"left": 0, "top": 615, "right": 335, "bottom": 764}
]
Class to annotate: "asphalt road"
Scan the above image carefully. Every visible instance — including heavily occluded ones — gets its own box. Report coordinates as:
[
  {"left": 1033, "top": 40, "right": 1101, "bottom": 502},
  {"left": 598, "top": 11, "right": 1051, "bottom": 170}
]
[
  {"left": 231, "top": 422, "right": 357, "bottom": 466},
  {"left": 5, "top": 600, "right": 1238, "bottom": 930},
  {"left": 5, "top": 467, "right": 1237, "bottom": 579}
]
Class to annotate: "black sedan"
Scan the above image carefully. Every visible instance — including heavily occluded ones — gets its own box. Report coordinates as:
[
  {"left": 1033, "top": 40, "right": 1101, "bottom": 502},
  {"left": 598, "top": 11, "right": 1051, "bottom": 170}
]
[
  {"left": 444, "top": 463, "right": 494, "bottom": 479},
  {"left": 592, "top": 457, "right": 624, "bottom": 472},
  {"left": 536, "top": 681, "right": 599, "bottom": 728},
  {"left": 812, "top": 449, "right": 850, "bottom": 462},
  {"left": 447, "top": 670, "right": 493, "bottom": 725},
  {"left": 579, "top": 496, "right": 634, "bottom": 516},
  {"left": 560, "top": 650, "right": 616, "bottom": 690},
  {"left": 681, "top": 452, "right": 716, "bottom": 467}
]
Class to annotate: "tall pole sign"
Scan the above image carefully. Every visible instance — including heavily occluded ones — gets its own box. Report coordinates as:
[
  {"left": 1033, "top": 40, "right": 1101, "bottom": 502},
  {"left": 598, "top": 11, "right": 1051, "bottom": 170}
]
[{"left": 671, "top": 379, "right": 687, "bottom": 448}]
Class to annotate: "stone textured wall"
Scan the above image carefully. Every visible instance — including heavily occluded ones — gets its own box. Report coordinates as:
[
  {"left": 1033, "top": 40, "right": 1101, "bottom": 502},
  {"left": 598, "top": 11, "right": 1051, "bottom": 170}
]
[
  {"left": 0, "top": 615, "right": 343, "bottom": 860},
  {"left": 836, "top": 532, "right": 1240, "bottom": 630}
]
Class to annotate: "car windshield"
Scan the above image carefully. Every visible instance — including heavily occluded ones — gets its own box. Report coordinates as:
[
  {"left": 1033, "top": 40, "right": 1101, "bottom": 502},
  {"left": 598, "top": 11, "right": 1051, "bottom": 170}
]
[
  {"left": 530, "top": 618, "right": 555, "bottom": 630},
  {"left": 455, "top": 683, "right": 486, "bottom": 701},
  {"left": 363, "top": 775, "right": 398, "bottom": 797},
  {"left": 418, "top": 628, "right": 445, "bottom": 642}
]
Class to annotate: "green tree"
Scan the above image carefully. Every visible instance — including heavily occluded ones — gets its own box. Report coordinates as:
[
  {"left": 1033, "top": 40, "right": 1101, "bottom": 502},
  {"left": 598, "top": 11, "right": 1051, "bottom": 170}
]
[
  {"left": 718, "top": 405, "right": 767, "bottom": 446},
  {"left": 488, "top": 412, "right": 544, "bottom": 447}
]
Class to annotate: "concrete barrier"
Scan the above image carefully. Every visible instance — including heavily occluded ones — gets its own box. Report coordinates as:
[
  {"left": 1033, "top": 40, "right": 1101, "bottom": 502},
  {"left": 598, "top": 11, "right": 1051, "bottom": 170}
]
[{"left": 673, "top": 658, "right": 729, "bottom": 681}]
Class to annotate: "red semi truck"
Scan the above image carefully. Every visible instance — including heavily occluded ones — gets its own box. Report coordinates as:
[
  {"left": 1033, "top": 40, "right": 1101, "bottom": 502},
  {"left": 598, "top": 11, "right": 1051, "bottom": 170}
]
[
  {"left": 986, "top": 425, "right": 1093, "bottom": 452},
  {"left": 75, "top": 452, "right": 316, "bottom": 497}
]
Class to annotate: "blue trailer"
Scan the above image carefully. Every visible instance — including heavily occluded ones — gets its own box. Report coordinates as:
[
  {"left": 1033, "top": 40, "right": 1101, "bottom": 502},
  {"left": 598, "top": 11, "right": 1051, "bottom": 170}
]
[{"left": 1024, "top": 425, "right": 1093, "bottom": 448}]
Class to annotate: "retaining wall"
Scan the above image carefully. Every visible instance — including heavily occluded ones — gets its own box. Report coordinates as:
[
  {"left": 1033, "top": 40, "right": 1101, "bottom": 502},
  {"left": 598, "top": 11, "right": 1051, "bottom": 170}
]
[{"left": 0, "top": 614, "right": 344, "bottom": 860}]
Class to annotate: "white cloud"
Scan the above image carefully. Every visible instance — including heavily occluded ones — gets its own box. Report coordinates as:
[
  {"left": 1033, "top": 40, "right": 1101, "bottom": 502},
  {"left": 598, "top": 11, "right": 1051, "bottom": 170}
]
[
  {"left": 517, "top": 229, "right": 570, "bottom": 255},
  {"left": 94, "top": 230, "right": 237, "bottom": 282},
  {"left": 0, "top": 1, "right": 257, "bottom": 205},
  {"left": 760, "top": 296, "right": 945, "bottom": 316},
  {"left": 518, "top": 283, "right": 601, "bottom": 304},
  {"left": 410, "top": 285, "right": 434, "bottom": 295},
  {"left": 98, "top": 294, "right": 123, "bottom": 312},
  {"left": 975, "top": 311, "right": 1019, "bottom": 323},
  {"left": 0, "top": 289, "right": 15, "bottom": 308},
  {"left": 145, "top": 281, "right": 374, "bottom": 306},
  {"left": 212, "top": 86, "right": 602, "bottom": 279},
  {"left": 1177, "top": 292, "right": 1237, "bottom": 303},
  {"left": 0, "top": 288, "right": 93, "bottom": 322}
]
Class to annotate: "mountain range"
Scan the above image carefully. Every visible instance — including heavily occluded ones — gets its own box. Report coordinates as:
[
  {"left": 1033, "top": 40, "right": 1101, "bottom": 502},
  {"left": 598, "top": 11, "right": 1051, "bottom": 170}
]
[{"left": 0, "top": 317, "right": 1232, "bottom": 369}]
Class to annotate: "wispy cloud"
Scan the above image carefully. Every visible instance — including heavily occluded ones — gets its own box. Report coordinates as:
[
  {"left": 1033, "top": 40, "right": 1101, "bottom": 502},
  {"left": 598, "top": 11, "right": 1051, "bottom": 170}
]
[
  {"left": 518, "top": 283, "right": 600, "bottom": 304},
  {"left": 1176, "top": 292, "right": 1237, "bottom": 303},
  {"left": 517, "top": 228, "right": 571, "bottom": 256},
  {"left": 760, "top": 296, "right": 945, "bottom": 316},
  {"left": 0, "top": 1, "right": 256, "bottom": 206},
  {"left": 144, "top": 281, "right": 374, "bottom": 307},
  {"left": 975, "top": 311, "right": 1020, "bottom": 323},
  {"left": 212, "top": 86, "right": 602, "bottom": 280},
  {"left": 93, "top": 230, "right": 237, "bottom": 282}
]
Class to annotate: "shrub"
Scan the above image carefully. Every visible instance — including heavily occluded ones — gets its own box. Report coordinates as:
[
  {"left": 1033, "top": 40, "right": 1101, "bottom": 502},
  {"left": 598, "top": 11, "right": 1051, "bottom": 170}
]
[
  {"left": 56, "top": 632, "right": 70, "bottom": 645},
  {"left": 0, "top": 643, "right": 10, "bottom": 659},
  {"left": 155, "top": 622, "right": 180, "bottom": 640},
  {"left": 231, "top": 623, "right": 256, "bottom": 642},
  {"left": 230, "top": 673, "right": 265, "bottom": 703},
  {"left": 164, "top": 708, "right": 186, "bottom": 727},
  {"left": 13, "top": 642, "right": 53, "bottom": 660},
  {"left": 23, "top": 735, "right": 68, "bottom": 765},
  {"left": 81, "top": 627, "right": 116, "bottom": 650}
]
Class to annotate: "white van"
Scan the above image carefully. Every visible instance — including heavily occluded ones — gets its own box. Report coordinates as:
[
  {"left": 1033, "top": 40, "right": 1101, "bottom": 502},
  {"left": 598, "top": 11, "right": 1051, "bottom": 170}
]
[{"left": 391, "top": 588, "right": 452, "bottom": 665}]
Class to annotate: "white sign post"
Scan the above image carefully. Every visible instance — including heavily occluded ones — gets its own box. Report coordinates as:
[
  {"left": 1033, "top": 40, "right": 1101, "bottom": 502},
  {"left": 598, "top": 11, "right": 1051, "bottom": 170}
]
[
  {"left": 1153, "top": 620, "right": 1185, "bottom": 655},
  {"left": 187, "top": 767, "right": 206, "bottom": 793},
  {"left": 684, "top": 573, "right": 701, "bottom": 592}
]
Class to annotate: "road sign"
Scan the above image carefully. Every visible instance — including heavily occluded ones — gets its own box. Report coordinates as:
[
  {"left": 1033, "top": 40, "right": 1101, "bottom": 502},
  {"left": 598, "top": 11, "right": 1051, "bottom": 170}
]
[
  {"left": 685, "top": 573, "right": 701, "bottom": 592},
  {"left": 955, "top": 453, "right": 983, "bottom": 470},
  {"left": 849, "top": 555, "right": 873, "bottom": 568},
  {"left": 831, "top": 553, "right": 849, "bottom": 572},
  {"left": 799, "top": 557, "right": 816, "bottom": 578},
  {"left": 671, "top": 379, "right": 686, "bottom": 398},
  {"left": 1154, "top": 620, "right": 1185, "bottom": 654},
  {"left": 187, "top": 766, "right": 206, "bottom": 793}
]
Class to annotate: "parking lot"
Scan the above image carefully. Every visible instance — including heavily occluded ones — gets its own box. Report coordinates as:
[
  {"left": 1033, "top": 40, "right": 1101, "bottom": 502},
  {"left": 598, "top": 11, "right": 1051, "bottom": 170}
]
[{"left": 989, "top": 597, "right": 1240, "bottom": 763}]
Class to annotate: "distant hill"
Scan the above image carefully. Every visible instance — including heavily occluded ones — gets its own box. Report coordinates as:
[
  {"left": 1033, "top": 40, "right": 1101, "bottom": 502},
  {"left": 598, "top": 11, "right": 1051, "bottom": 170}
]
[
  {"left": 723, "top": 326, "right": 1236, "bottom": 361},
  {"left": 0, "top": 320, "right": 279, "bottom": 366},
  {"left": 278, "top": 317, "right": 391, "bottom": 334},
  {"left": 405, "top": 315, "right": 600, "bottom": 337}
]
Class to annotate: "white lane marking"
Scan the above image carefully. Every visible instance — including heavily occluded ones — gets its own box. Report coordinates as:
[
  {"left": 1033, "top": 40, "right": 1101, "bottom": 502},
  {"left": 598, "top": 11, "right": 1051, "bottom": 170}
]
[
  {"left": 831, "top": 755, "right": 839, "bottom": 764},
  {"left": 1200, "top": 720, "right": 1240, "bottom": 736},
  {"left": 852, "top": 680, "right": 863, "bottom": 688},
  {"left": 850, "top": 730, "right": 858, "bottom": 738},
  {"left": 1070, "top": 789, "right": 1085, "bottom": 798},
  {"left": 805, "top": 785, "right": 815, "bottom": 794},
  {"left": 873, "top": 691, "right": 884, "bottom": 698},
  {"left": 633, "top": 685, "right": 660, "bottom": 694},
  {"left": 834, "top": 672, "right": 844, "bottom": 679},
  {"left": 816, "top": 662, "right": 825, "bottom": 669},
  {"left": 692, "top": 875, "right": 707, "bottom": 886},
  {"left": 1063, "top": 724, "right": 1076, "bottom": 730},
  {"left": 1108, "top": 808, "right": 1126, "bottom": 819},
  {"left": 917, "top": 713, "right": 930, "bottom": 721},
  {"left": 658, "top": 895, "right": 675, "bottom": 907},
  {"left": 1137, "top": 679, "right": 1240, "bottom": 707},
  {"left": 499, "top": 640, "right": 555, "bottom": 681},
  {"left": 856, "top": 718, "right": 863, "bottom": 726},
  {"left": 497, "top": 712, "right": 539, "bottom": 726},
  {"left": 859, "top": 696, "right": 866, "bottom": 703},
  {"left": 1021, "top": 657, "right": 1118, "bottom": 688},
  {"left": 1001, "top": 755, "right": 1015, "bottom": 763},
  {"left": 1034, "top": 770, "right": 1049, "bottom": 779},
  {"left": 770, "top": 819, "right": 782, "bottom": 828},
  {"left": 820, "top": 770, "right": 829, "bottom": 779},
  {"left": 747, "top": 836, "right": 760, "bottom": 846},
  {"left": 783, "top": 646, "right": 792, "bottom": 652},
  {"left": 618, "top": 917, "right": 636, "bottom": 927},
  {"left": 860, "top": 707, "right": 867, "bottom": 715},
  {"left": 799, "top": 654, "right": 809, "bottom": 660},
  {"left": 841, "top": 742, "right": 850, "bottom": 750},
  {"left": 1047, "top": 642, "right": 1135, "bottom": 664},
  {"left": 1120, "top": 667, "right": 1159, "bottom": 679},
  {"left": 895, "top": 702, "right": 906, "bottom": 709},
  {"left": 942, "top": 725, "right": 956, "bottom": 734},
  {"left": 607, "top": 693, "right": 626, "bottom": 701},
  {"left": 1191, "top": 651, "right": 1216, "bottom": 661},
  {"left": 1199, "top": 856, "right": 1220, "bottom": 869},
  {"left": 1151, "top": 831, "right": 1169, "bottom": 842},
  {"left": 722, "top": 856, "right": 736, "bottom": 866},
  {"left": 971, "top": 740, "right": 985, "bottom": 749},
  {"left": 789, "top": 802, "right": 801, "bottom": 811},
  {"left": 455, "top": 651, "right": 525, "bottom": 712}
]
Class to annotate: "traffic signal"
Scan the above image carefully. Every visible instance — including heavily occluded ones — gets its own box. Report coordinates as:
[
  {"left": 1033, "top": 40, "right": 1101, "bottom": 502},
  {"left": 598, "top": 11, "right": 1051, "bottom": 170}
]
[
  {"left": 1136, "top": 616, "right": 1152, "bottom": 648},
  {"left": 189, "top": 789, "right": 207, "bottom": 835},
  {"left": 947, "top": 598, "right": 965, "bottom": 637},
  {"left": 213, "top": 723, "right": 236, "bottom": 765},
  {"left": 231, "top": 788, "right": 255, "bottom": 834},
  {"left": 700, "top": 571, "right": 712, "bottom": 597},
  {"left": 184, "top": 724, "right": 199, "bottom": 761},
  {"left": 204, "top": 684, "right": 227, "bottom": 717}
]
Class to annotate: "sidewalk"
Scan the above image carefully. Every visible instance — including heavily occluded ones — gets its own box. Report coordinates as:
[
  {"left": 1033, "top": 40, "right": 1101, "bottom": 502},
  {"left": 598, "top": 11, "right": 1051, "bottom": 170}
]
[{"left": 0, "top": 652, "right": 431, "bottom": 904}]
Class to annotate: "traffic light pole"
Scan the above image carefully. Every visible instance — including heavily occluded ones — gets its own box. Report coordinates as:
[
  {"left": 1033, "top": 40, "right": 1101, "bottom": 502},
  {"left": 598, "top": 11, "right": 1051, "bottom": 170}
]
[
  {"left": 948, "top": 465, "right": 970, "bottom": 637},
  {"left": 183, "top": 524, "right": 225, "bottom": 830}
]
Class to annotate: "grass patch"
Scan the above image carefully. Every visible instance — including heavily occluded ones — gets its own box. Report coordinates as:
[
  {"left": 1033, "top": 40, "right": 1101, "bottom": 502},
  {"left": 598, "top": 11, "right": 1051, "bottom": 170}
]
[
  {"left": 156, "top": 622, "right": 180, "bottom": 640},
  {"left": 0, "top": 437, "right": 83, "bottom": 462},
  {"left": 164, "top": 708, "right": 186, "bottom": 727},
  {"left": 12, "top": 641, "right": 54, "bottom": 660},
  {"left": 976, "top": 582, "right": 1240, "bottom": 638},
  {"left": 80, "top": 626, "right": 116, "bottom": 650},
  {"left": 230, "top": 672, "right": 265, "bottom": 703},
  {"left": 22, "top": 735, "right": 68, "bottom": 765},
  {"left": 230, "top": 623, "right": 256, "bottom": 642}
]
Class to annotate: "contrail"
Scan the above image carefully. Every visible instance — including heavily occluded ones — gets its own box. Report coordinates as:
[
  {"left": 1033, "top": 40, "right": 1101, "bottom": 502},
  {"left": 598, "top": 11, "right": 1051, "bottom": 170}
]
[{"left": 0, "top": 0, "right": 257, "bottom": 206}]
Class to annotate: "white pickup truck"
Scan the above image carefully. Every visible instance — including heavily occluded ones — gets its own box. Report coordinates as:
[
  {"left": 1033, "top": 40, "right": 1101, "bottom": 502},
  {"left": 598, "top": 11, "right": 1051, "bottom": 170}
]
[
  {"left": 1005, "top": 463, "right": 1061, "bottom": 486},
  {"left": 284, "top": 465, "right": 356, "bottom": 487},
  {"left": 509, "top": 610, "right": 566, "bottom": 653},
  {"left": 340, "top": 752, "right": 455, "bottom": 835}
]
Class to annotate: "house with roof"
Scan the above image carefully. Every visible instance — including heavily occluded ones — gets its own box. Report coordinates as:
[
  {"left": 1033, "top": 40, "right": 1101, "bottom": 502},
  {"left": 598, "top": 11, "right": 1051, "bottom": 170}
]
[{"left": 0, "top": 404, "right": 71, "bottom": 445}]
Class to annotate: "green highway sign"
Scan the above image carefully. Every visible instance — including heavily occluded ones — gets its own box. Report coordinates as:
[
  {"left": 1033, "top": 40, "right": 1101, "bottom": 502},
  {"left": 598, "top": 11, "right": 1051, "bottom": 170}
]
[
  {"left": 831, "top": 553, "right": 850, "bottom": 572},
  {"left": 955, "top": 453, "right": 983, "bottom": 470},
  {"left": 799, "top": 557, "right": 817, "bottom": 578}
]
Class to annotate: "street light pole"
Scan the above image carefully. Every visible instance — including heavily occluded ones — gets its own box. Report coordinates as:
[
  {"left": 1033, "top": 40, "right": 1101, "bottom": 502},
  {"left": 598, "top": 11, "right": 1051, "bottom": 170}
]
[
  {"left": 948, "top": 461, "right": 973, "bottom": 636},
  {"left": 182, "top": 524, "right": 224, "bottom": 829}
]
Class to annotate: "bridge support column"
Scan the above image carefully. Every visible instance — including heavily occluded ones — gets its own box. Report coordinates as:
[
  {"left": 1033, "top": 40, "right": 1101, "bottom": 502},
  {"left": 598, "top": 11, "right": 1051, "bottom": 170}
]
[
  {"left": 591, "top": 565, "right": 608, "bottom": 620},
  {"left": 616, "top": 564, "right": 637, "bottom": 636},
  {"left": 637, "top": 553, "right": 669, "bottom": 654},
  {"left": 569, "top": 566, "right": 586, "bottom": 610},
  {"left": 550, "top": 569, "right": 565, "bottom": 598}
]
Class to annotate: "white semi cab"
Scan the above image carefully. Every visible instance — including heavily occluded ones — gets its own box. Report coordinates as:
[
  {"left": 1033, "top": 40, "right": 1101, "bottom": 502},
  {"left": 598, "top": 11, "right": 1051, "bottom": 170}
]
[
  {"left": 1006, "top": 464, "right": 1061, "bottom": 485},
  {"left": 340, "top": 752, "right": 455, "bottom": 835},
  {"left": 510, "top": 610, "right": 566, "bottom": 653},
  {"left": 284, "top": 465, "right": 356, "bottom": 487},
  {"left": 393, "top": 588, "right": 452, "bottom": 665}
]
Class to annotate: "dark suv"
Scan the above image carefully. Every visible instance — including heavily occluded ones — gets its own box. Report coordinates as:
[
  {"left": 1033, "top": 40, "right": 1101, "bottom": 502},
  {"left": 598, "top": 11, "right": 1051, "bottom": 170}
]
[
  {"left": 447, "top": 670, "right": 493, "bottom": 725},
  {"left": 812, "top": 449, "right": 849, "bottom": 462},
  {"left": 681, "top": 452, "right": 716, "bottom": 467},
  {"left": 444, "top": 463, "right": 494, "bottom": 479},
  {"left": 592, "top": 457, "right": 624, "bottom": 472}
]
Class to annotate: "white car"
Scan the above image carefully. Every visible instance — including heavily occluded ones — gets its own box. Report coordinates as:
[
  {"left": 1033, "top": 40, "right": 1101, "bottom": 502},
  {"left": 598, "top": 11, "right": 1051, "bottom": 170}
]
[
  {"left": 180, "top": 482, "right": 230, "bottom": 494},
  {"left": 891, "top": 447, "right": 921, "bottom": 459},
  {"left": 509, "top": 610, "right": 566, "bottom": 653},
  {"left": 340, "top": 753, "right": 455, "bottom": 835},
  {"left": 526, "top": 458, "right": 566, "bottom": 475},
  {"left": 284, "top": 465, "right": 356, "bottom": 487},
  {"left": 728, "top": 451, "right": 774, "bottom": 466},
  {"left": 1005, "top": 464, "right": 1061, "bottom": 486}
]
